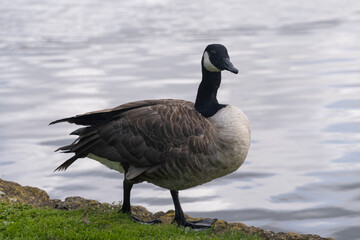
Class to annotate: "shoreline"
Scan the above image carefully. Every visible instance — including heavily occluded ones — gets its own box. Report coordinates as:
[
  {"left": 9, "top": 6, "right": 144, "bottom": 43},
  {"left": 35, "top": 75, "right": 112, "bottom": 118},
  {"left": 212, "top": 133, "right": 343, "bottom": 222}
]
[{"left": 0, "top": 178, "right": 333, "bottom": 240}]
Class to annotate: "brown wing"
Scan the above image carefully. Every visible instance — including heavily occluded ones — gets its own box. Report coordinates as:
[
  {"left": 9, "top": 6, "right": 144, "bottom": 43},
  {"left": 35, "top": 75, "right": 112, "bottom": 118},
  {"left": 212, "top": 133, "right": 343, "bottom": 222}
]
[{"left": 52, "top": 99, "right": 214, "bottom": 174}]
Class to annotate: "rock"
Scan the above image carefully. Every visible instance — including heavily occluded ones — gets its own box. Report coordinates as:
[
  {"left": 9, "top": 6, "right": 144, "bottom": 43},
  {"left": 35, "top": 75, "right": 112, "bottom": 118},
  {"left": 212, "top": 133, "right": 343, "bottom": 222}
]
[
  {"left": 0, "top": 178, "right": 56, "bottom": 207},
  {"left": 227, "top": 223, "right": 334, "bottom": 240},
  {"left": 213, "top": 220, "right": 228, "bottom": 232},
  {"left": 0, "top": 178, "right": 334, "bottom": 240},
  {"left": 131, "top": 205, "right": 156, "bottom": 221},
  {"left": 151, "top": 209, "right": 174, "bottom": 224},
  {"left": 55, "top": 196, "right": 102, "bottom": 210},
  {"left": 153, "top": 211, "right": 166, "bottom": 219}
]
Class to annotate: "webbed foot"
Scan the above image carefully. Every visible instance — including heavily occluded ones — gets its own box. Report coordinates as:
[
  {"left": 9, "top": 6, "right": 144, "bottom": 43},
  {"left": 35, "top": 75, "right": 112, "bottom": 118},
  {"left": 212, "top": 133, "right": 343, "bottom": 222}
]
[
  {"left": 130, "top": 215, "right": 162, "bottom": 225},
  {"left": 185, "top": 218, "right": 217, "bottom": 229},
  {"left": 175, "top": 217, "right": 217, "bottom": 229}
]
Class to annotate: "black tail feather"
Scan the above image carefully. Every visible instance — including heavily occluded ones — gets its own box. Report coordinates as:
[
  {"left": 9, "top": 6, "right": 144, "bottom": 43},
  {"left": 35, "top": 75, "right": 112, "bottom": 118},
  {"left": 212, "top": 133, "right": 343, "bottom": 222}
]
[
  {"left": 49, "top": 112, "right": 114, "bottom": 126},
  {"left": 55, "top": 144, "right": 72, "bottom": 152},
  {"left": 49, "top": 99, "right": 160, "bottom": 126},
  {"left": 53, "top": 129, "right": 100, "bottom": 171},
  {"left": 54, "top": 155, "right": 79, "bottom": 172},
  {"left": 70, "top": 135, "right": 98, "bottom": 152},
  {"left": 70, "top": 127, "right": 88, "bottom": 136},
  {"left": 49, "top": 117, "right": 75, "bottom": 125}
]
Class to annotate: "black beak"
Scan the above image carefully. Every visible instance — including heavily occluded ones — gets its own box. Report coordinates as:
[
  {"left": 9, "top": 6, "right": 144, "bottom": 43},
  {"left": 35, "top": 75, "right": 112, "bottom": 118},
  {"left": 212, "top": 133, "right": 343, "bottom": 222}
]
[{"left": 223, "top": 58, "right": 238, "bottom": 74}]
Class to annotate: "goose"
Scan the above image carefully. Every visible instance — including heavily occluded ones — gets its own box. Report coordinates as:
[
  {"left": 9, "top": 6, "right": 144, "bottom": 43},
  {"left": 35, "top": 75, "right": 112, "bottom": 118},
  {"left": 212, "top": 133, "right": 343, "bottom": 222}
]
[{"left": 50, "top": 44, "right": 251, "bottom": 229}]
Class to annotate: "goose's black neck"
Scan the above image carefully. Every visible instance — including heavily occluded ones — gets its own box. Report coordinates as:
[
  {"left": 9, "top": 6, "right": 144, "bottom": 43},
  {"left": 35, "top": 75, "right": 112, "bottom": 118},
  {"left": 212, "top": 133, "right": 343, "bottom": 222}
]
[{"left": 194, "top": 66, "right": 226, "bottom": 118}]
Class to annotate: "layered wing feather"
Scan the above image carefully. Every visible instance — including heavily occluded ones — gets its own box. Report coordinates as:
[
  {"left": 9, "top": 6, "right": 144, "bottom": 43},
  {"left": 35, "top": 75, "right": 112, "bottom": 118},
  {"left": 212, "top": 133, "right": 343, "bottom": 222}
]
[{"left": 52, "top": 99, "right": 216, "bottom": 178}]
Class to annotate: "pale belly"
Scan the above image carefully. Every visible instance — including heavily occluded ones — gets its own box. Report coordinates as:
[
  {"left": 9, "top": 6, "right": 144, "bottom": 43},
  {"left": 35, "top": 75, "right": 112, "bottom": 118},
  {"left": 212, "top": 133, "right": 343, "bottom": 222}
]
[{"left": 87, "top": 153, "right": 125, "bottom": 173}]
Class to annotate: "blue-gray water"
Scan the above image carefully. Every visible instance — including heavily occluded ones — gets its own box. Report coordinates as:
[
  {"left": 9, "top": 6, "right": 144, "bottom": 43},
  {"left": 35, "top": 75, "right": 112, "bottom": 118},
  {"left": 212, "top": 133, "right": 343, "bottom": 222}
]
[{"left": 1, "top": 0, "right": 360, "bottom": 239}]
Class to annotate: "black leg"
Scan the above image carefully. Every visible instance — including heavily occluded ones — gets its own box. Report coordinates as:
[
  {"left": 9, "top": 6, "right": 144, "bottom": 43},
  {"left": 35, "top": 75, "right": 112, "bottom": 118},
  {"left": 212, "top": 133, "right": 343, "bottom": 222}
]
[
  {"left": 170, "top": 190, "right": 217, "bottom": 229},
  {"left": 120, "top": 179, "right": 160, "bottom": 224},
  {"left": 170, "top": 190, "right": 187, "bottom": 226},
  {"left": 120, "top": 179, "right": 132, "bottom": 214}
]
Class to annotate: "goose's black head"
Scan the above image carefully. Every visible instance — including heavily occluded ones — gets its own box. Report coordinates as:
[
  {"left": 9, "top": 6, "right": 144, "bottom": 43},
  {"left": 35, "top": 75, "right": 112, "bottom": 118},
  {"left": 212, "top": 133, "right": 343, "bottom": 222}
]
[
  {"left": 195, "top": 44, "right": 238, "bottom": 118},
  {"left": 202, "top": 44, "right": 238, "bottom": 74}
]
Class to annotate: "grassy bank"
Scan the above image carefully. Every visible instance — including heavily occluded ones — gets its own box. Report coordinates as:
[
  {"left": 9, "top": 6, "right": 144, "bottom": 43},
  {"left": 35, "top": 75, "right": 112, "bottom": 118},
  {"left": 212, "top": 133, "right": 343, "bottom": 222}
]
[{"left": 0, "top": 202, "right": 261, "bottom": 240}]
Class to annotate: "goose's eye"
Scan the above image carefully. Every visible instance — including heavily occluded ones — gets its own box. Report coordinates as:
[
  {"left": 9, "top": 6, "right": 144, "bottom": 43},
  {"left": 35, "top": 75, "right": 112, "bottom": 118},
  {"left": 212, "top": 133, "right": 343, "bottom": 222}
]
[{"left": 210, "top": 50, "right": 216, "bottom": 55}]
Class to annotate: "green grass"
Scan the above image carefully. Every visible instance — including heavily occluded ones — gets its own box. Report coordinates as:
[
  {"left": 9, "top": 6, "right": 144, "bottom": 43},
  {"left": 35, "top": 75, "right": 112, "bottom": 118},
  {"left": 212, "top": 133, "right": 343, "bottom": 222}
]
[{"left": 0, "top": 202, "right": 261, "bottom": 240}]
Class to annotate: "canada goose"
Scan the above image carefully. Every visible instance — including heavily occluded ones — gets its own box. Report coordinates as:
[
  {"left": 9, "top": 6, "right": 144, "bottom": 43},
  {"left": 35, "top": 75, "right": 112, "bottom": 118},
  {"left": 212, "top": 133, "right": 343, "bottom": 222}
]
[{"left": 50, "top": 44, "right": 251, "bottom": 228}]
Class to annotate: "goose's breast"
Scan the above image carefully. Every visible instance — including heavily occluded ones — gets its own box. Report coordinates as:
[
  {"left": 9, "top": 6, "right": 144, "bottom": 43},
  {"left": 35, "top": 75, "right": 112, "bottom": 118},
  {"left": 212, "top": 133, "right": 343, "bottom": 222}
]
[{"left": 209, "top": 105, "right": 251, "bottom": 171}]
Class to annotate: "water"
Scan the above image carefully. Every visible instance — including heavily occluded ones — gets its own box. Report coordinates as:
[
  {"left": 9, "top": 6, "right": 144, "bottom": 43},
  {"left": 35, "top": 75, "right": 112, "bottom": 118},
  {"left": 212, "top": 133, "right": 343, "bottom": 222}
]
[{"left": 1, "top": 0, "right": 360, "bottom": 239}]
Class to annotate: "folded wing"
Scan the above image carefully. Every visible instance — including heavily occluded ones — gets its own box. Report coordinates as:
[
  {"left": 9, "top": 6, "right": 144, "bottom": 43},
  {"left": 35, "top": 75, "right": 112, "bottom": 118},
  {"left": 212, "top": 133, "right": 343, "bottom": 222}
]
[{"left": 52, "top": 99, "right": 214, "bottom": 180}]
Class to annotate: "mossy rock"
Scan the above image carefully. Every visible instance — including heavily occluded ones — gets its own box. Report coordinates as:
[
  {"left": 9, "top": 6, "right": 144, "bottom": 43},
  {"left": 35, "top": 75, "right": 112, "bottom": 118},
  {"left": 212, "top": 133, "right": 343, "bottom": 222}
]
[{"left": 0, "top": 178, "right": 58, "bottom": 207}]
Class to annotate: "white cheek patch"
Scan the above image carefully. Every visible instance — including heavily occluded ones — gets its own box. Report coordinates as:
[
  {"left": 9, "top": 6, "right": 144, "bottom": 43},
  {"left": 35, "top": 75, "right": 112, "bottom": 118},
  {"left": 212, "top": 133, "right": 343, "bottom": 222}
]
[{"left": 203, "top": 51, "right": 221, "bottom": 72}]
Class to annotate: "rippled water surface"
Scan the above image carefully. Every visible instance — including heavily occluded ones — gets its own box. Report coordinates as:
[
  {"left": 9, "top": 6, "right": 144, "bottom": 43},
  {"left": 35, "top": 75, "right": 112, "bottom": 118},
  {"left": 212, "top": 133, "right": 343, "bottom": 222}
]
[{"left": 1, "top": 0, "right": 360, "bottom": 239}]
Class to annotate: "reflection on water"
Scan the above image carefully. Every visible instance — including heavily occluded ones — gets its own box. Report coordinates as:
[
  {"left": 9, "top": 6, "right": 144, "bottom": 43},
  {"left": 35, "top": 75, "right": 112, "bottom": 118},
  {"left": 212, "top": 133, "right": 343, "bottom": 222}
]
[{"left": 1, "top": 0, "right": 360, "bottom": 239}]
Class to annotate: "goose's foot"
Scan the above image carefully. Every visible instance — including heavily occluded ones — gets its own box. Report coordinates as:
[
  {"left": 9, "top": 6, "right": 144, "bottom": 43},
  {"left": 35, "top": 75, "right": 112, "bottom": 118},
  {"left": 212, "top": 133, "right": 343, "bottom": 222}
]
[
  {"left": 175, "top": 217, "right": 217, "bottom": 229},
  {"left": 170, "top": 190, "right": 217, "bottom": 229},
  {"left": 130, "top": 215, "right": 162, "bottom": 225},
  {"left": 120, "top": 207, "right": 161, "bottom": 225}
]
